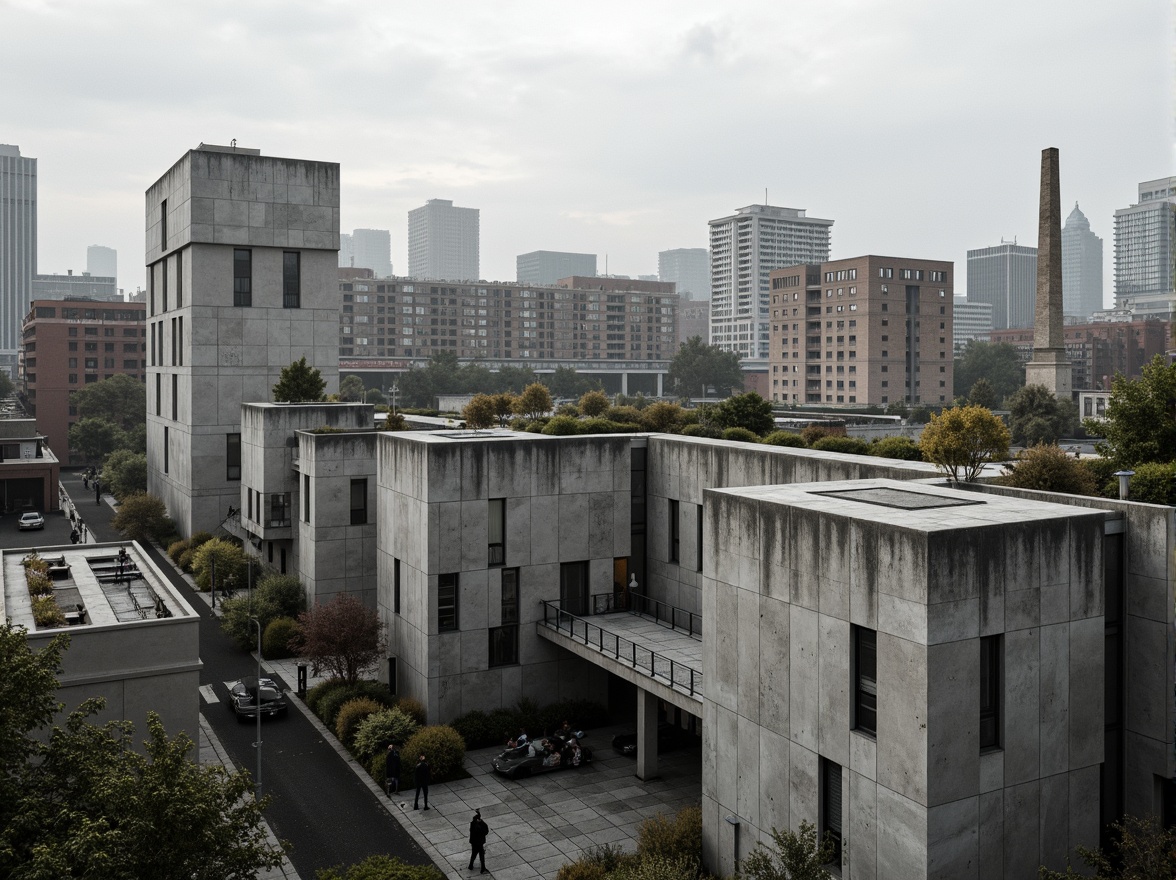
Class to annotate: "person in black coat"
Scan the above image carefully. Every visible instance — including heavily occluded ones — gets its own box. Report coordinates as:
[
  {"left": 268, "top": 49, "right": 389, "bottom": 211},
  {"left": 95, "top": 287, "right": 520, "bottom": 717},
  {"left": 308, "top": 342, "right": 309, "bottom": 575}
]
[
  {"left": 468, "top": 809, "right": 489, "bottom": 873},
  {"left": 413, "top": 754, "right": 430, "bottom": 810},
  {"left": 386, "top": 743, "right": 401, "bottom": 796}
]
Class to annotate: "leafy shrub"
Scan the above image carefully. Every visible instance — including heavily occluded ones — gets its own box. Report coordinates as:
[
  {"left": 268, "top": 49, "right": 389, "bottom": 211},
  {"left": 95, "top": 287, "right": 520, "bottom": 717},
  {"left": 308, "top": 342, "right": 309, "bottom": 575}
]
[
  {"left": 810, "top": 436, "right": 870, "bottom": 455},
  {"left": 31, "top": 595, "right": 66, "bottom": 628},
  {"left": 681, "top": 424, "right": 721, "bottom": 439},
  {"left": 167, "top": 539, "right": 189, "bottom": 566},
  {"left": 177, "top": 548, "right": 196, "bottom": 573},
  {"left": 353, "top": 707, "right": 421, "bottom": 763},
  {"left": 395, "top": 696, "right": 427, "bottom": 727},
  {"left": 22, "top": 553, "right": 49, "bottom": 575},
  {"left": 554, "top": 862, "right": 609, "bottom": 880},
  {"left": 111, "top": 493, "right": 175, "bottom": 544},
  {"left": 580, "top": 418, "right": 641, "bottom": 434},
  {"left": 555, "top": 404, "right": 580, "bottom": 418},
  {"left": 317, "top": 681, "right": 396, "bottom": 730},
  {"left": 262, "top": 616, "right": 300, "bottom": 659},
  {"left": 450, "top": 710, "right": 493, "bottom": 749},
  {"left": 1125, "top": 461, "right": 1176, "bottom": 505},
  {"left": 1081, "top": 456, "right": 1120, "bottom": 498},
  {"left": 402, "top": 725, "right": 466, "bottom": 782},
  {"left": 317, "top": 854, "right": 445, "bottom": 880},
  {"left": 537, "top": 699, "right": 611, "bottom": 733},
  {"left": 335, "top": 697, "right": 383, "bottom": 750},
  {"left": 637, "top": 804, "right": 702, "bottom": 863},
  {"left": 605, "top": 406, "right": 644, "bottom": 425},
  {"left": 610, "top": 854, "right": 701, "bottom": 880},
  {"left": 999, "top": 444, "right": 1098, "bottom": 496},
  {"left": 306, "top": 678, "right": 347, "bottom": 716},
  {"left": 800, "top": 424, "right": 845, "bottom": 445},
  {"left": 722, "top": 427, "right": 760, "bottom": 443},
  {"left": 220, "top": 572, "right": 306, "bottom": 651},
  {"left": 191, "top": 537, "right": 247, "bottom": 592},
  {"left": 452, "top": 699, "right": 611, "bottom": 749},
  {"left": 869, "top": 436, "right": 924, "bottom": 461},
  {"left": 542, "top": 415, "right": 581, "bottom": 436},
  {"left": 25, "top": 572, "right": 53, "bottom": 597},
  {"left": 486, "top": 708, "right": 518, "bottom": 745},
  {"left": 762, "top": 430, "right": 807, "bottom": 448},
  {"left": 368, "top": 750, "right": 388, "bottom": 786}
]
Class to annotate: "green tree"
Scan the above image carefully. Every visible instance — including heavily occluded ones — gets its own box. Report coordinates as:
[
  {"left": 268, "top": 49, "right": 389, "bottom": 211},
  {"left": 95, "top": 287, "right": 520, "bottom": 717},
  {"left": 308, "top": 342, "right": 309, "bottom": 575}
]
[
  {"left": 1000, "top": 444, "right": 1097, "bottom": 496},
  {"left": 493, "top": 365, "right": 537, "bottom": 394},
  {"left": 953, "top": 340, "right": 1026, "bottom": 401},
  {"left": 272, "top": 356, "right": 326, "bottom": 403},
  {"left": 1091, "top": 354, "right": 1176, "bottom": 467},
  {"left": 515, "top": 383, "right": 554, "bottom": 420},
  {"left": 219, "top": 572, "right": 306, "bottom": 651},
  {"left": 919, "top": 404, "right": 1011, "bottom": 482},
  {"left": 642, "top": 402, "right": 685, "bottom": 433},
  {"left": 191, "top": 537, "right": 249, "bottom": 592},
  {"left": 739, "top": 820, "right": 836, "bottom": 880},
  {"left": 546, "top": 365, "right": 595, "bottom": 400},
  {"left": 710, "top": 392, "right": 774, "bottom": 436},
  {"left": 488, "top": 392, "right": 518, "bottom": 427},
  {"left": 69, "top": 373, "right": 145, "bottom": 431},
  {"left": 364, "top": 387, "right": 386, "bottom": 406},
  {"left": 68, "top": 416, "right": 126, "bottom": 464},
  {"left": 578, "top": 390, "right": 610, "bottom": 417},
  {"left": 292, "top": 593, "right": 387, "bottom": 685},
  {"left": 111, "top": 492, "right": 174, "bottom": 543},
  {"left": 667, "top": 336, "right": 744, "bottom": 399},
  {"left": 339, "top": 374, "right": 366, "bottom": 402},
  {"left": 0, "top": 623, "right": 285, "bottom": 880},
  {"left": 1038, "top": 814, "right": 1176, "bottom": 879},
  {"left": 100, "top": 449, "right": 148, "bottom": 500},
  {"left": 1005, "top": 384, "right": 1078, "bottom": 446},
  {"left": 968, "top": 377, "right": 998, "bottom": 409},
  {"left": 0, "top": 371, "right": 14, "bottom": 399},
  {"left": 462, "top": 394, "right": 495, "bottom": 430}
]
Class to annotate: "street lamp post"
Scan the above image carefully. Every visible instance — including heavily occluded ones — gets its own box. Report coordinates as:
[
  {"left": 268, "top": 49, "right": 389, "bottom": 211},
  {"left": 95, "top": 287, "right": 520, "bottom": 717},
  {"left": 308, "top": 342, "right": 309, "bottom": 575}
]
[{"left": 250, "top": 616, "right": 263, "bottom": 799}]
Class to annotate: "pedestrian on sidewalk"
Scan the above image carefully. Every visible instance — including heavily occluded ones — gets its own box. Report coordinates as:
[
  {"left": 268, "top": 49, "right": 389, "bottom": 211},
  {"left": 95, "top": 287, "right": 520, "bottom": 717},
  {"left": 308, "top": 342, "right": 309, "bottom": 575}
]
[
  {"left": 412, "top": 754, "right": 430, "bottom": 810},
  {"left": 386, "top": 743, "right": 401, "bottom": 796},
  {"left": 468, "top": 809, "right": 489, "bottom": 873}
]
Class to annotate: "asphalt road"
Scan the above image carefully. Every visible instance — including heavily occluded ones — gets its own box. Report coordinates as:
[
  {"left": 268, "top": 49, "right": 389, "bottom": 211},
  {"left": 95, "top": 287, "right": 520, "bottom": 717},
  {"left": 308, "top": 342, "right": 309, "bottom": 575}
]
[{"left": 48, "top": 469, "right": 435, "bottom": 879}]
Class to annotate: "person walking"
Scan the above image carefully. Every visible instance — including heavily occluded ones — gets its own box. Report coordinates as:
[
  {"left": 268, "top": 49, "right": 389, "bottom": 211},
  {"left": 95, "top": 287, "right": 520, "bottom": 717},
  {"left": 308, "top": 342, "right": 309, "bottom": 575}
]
[
  {"left": 467, "top": 809, "right": 489, "bottom": 873},
  {"left": 386, "top": 743, "right": 401, "bottom": 796},
  {"left": 413, "top": 754, "right": 430, "bottom": 810}
]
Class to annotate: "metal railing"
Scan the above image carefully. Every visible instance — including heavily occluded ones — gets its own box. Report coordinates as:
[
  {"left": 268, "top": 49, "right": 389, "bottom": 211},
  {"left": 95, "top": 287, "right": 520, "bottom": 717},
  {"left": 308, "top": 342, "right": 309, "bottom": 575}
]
[
  {"left": 591, "top": 590, "right": 703, "bottom": 639},
  {"left": 539, "top": 600, "right": 702, "bottom": 698}
]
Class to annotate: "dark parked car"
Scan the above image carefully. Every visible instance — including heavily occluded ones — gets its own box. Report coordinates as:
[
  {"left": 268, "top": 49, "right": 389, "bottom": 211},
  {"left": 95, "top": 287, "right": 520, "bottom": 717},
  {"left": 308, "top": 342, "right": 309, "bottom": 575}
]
[
  {"left": 492, "top": 737, "right": 592, "bottom": 778},
  {"left": 611, "top": 722, "right": 699, "bottom": 757},
  {"left": 228, "top": 676, "right": 287, "bottom": 722}
]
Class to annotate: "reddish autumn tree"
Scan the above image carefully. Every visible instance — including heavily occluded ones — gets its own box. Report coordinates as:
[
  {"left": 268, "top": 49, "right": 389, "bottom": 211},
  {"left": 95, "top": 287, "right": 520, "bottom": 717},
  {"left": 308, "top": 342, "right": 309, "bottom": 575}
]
[{"left": 290, "top": 594, "right": 386, "bottom": 685}]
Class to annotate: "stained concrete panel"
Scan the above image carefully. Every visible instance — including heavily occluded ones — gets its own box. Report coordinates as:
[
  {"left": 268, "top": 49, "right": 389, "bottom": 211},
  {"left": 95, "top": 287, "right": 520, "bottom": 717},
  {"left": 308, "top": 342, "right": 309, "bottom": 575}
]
[
  {"left": 876, "top": 786, "right": 926, "bottom": 880},
  {"left": 849, "top": 771, "right": 878, "bottom": 880},
  {"left": 927, "top": 796, "right": 978, "bottom": 880},
  {"left": 927, "top": 639, "right": 979, "bottom": 806},
  {"left": 877, "top": 632, "right": 928, "bottom": 803}
]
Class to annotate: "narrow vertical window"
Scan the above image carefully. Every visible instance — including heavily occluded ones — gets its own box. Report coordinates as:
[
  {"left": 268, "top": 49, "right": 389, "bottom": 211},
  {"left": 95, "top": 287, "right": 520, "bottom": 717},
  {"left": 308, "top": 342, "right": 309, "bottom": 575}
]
[
  {"left": 155, "top": 374, "right": 161, "bottom": 415},
  {"left": 438, "top": 573, "right": 459, "bottom": 632},
  {"left": 393, "top": 558, "right": 401, "bottom": 614},
  {"left": 853, "top": 626, "right": 877, "bottom": 736},
  {"left": 226, "top": 433, "right": 241, "bottom": 481},
  {"left": 488, "top": 498, "right": 505, "bottom": 565},
  {"left": 162, "top": 256, "right": 169, "bottom": 311},
  {"left": 283, "top": 251, "right": 301, "bottom": 308},
  {"left": 246, "top": 485, "right": 253, "bottom": 520},
  {"left": 149, "top": 323, "right": 156, "bottom": 366},
  {"left": 821, "top": 759, "right": 843, "bottom": 866},
  {"left": 669, "top": 499, "right": 680, "bottom": 563},
  {"left": 176, "top": 248, "right": 183, "bottom": 308},
  {"left": 303, "top": 473, "right": 310, "bottom": 522},
  {"left": 490, "top": 567, "right": 519, "bottom": 667},
  {"left": 177, "top": 316, "right": 183, "bottom": 366},
  {"left": 163, "top": 426, "right": 169, "bottom": 474},
  {"left": 234, "top": 249, "right": 252, "bottom": 307},
  {"left": 980, "top": 635, "right": 1002, "bottom": 751},
  {"left": 171, "top": 374, "right": 177, "bottom": 420},
  {"left": 160, "top": 199, "right": 167, "bottom": 250},
  {"left": 149, "top": 269, "right": 155, "bottom": 317},
  {"left": 696, "top": 503, "right": 704, "bottom": 572},
  {"left": 350, "top": 478, "right": 368, "bottom": 525},
  {"left": 171, "top": 317, "right": 177, "bottom": 365}
]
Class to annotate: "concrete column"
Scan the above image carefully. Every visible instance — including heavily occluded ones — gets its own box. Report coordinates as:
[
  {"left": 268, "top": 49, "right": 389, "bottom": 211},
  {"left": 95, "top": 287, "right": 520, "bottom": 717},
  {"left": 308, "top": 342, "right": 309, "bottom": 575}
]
[
  {"left": 636, "top": 687, "right": 659, "bottom": 780},
  {"left": 656, "top": 372, "right": 664, "bottom": 398},
  {"left": 621, "top": 372, "right": 629, "bottom": 395}
]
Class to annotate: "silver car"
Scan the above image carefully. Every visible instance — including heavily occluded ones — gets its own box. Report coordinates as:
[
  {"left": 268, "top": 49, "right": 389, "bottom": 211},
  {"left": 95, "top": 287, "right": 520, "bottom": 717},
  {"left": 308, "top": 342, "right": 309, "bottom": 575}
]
[{"left": 18, "top": 512, "right": 44, "bottom": 530}]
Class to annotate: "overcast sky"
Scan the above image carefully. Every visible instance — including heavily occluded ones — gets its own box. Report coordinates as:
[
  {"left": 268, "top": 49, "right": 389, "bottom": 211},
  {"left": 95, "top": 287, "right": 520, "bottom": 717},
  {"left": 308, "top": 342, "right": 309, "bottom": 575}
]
[{"left": 3, "top": 0, "right": 1171, "bottom": 301}]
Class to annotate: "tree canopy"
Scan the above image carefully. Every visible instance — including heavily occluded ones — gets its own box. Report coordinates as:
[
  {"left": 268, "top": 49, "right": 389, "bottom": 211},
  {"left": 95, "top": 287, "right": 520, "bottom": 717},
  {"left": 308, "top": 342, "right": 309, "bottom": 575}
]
[
  {"left": 545, "top": 366, "right": 598, "bottom": 400},
  {"left": 0, "top": 623, "right": 285, "bottom": 879},
  {"left": 338, "top": 374, "right": 366, "bottom": 402},
  {"left": 68, "top": 416, "right": 127, "bottom": 464},
  {"left": 515, "top": 383, "right": 553, "bottom": 420},
  {"left": 1089, "top": 354, "right": 1176, "bottom": 468},
  {"left": 70, "top": 373, "right": 145, "bottom": 432},
  {"left": 462, "top": 394, "right": 495, "bottom": 430},
  {"left": 999, "top": 443, "right": 1097, "bottom": 496},
  {"left": 953, "top": 340, "right": 1025, "bottom": 402},
  {"left": 667, "top": 336, "right": 744, "bottom": 399},
  {"left": 395, "top": 352, "right": 537, "bottom": 409},
  {"left": 710, "top": 392, "right": 775, "bottom": 436},
  {"left": 292, "top": 593, "right": 387, "bottom": 685},
  {"left": 273, "top": 356, "right": 327, "bottom": 403},
  {"left": 919, "top": 404, "right": 1010, "bottom": 482},
  {"left": 1004, "top": 384, "right": 1079, "bottom": 446},
  {"left": 99, "top": 448, "right": 148, "bottom": 500}
]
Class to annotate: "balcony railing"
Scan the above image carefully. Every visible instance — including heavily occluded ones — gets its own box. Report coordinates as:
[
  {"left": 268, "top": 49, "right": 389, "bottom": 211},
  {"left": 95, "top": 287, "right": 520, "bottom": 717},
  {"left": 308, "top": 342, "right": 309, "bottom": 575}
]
[
  {"left": 539, "top": 599, "right": 701, "bottom": 698},
  {"left": 591, "top": 590, "right": 703, "bottom": 639}
]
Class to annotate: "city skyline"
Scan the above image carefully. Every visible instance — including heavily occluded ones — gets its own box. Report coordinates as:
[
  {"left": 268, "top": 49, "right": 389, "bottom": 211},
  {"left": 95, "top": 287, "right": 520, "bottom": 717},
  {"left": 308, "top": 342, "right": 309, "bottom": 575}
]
[{"left": 1, "top": 0, "right": 1167, "bottom": 299}]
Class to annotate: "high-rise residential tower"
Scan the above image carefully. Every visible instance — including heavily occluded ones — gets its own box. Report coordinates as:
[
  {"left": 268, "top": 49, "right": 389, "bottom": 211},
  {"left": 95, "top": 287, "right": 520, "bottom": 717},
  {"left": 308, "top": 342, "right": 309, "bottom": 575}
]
[
  {"left": 1061, "top": 204, "right": 1103, "bottom": 320},
  {"left": 966, "top": 241, "right": 1037, "bottom": 330},
  {"left": 516, "top": 250, "right": 596, "bottom": 285},
  {"left": 1114, "top": 177, "right": 1176, "bottom": 318},
  {"left": 709, "top": 204, "right": 832, "bottom": 363},
  {"left": 144, "top": 143, "right": 340, "bottom": 538},
  {"left": 407, "top": 198, "right": 479, "bottom": 281},
  {"left": 0, "top": 145, "right": 37, "bottom": 377},
  {"left": 86, "top": 245, "right": 117, "bottom": 283},
  {"left": 339, "top": 232, "right": 353, "bottom": 268},
  {"left": 350, "top": 228, "right": 392, "bottom": 277},
  {"left": 658, "top": 248, "right": 710, "bottom": 301}
]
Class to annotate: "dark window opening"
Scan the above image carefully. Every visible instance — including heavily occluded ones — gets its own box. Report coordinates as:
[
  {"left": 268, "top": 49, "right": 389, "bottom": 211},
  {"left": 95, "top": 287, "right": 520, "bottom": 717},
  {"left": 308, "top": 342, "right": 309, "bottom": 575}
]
[
  {"left": 669, "top": 499, "right": 680, "bottom": 563},
  {"left": 853, "top": 626, "right": 877, "bottom": 736},
  {"left": 283, "top": 251, "right": 301, "bottom": 308},
  {"left": 226, "top": 433, "right": 241, "bottom": 481},
  {"left": 438, "top": 573, "right": 459, "bottom": 632},
  {"left": 234, "top": 249, "right": 252, "bottom": 307},
  {"left": 821, "top": 758, "right": 843, "bottom": 866},
  {"left": 488, "top": 498, "right": 505, "bottom": 565},
  {"left": 980, "top": 635, "right": 1002, "bottom": 751},
  {"left": 350, "top": 478, "right": 368, "bottom": 525}
]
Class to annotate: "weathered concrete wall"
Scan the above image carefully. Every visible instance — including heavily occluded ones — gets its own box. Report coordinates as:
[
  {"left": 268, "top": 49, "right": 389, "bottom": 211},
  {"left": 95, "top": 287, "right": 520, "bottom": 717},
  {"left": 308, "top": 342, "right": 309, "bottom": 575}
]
[
  {"left": 700, "top": 480, "right": 1106, "bottom": 880},
  {"left": 378, "top": 431, "right": 631, "bottom": 722}
]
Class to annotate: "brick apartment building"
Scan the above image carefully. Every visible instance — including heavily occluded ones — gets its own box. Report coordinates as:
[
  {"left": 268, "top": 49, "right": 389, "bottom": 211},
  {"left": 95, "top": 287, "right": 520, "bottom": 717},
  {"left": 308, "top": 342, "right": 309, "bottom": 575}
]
[
  {"left": 989, "top": 319, "right": 1169, "bottom": 390},
  {"left": 768, "top": 256, "right": 954, "bottom": 406},
  {"left": 20, "top": 299, "right": 146, "bottom": 463},
  {"left": 338, "top": 271, "right": 678, "bottom": 395}
]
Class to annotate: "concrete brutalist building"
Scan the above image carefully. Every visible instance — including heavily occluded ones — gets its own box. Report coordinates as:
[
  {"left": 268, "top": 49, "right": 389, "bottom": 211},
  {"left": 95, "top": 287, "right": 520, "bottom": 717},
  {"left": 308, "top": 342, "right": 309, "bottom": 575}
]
[{"left": 145, "top": 144, "right": 340, "bottom": 538}]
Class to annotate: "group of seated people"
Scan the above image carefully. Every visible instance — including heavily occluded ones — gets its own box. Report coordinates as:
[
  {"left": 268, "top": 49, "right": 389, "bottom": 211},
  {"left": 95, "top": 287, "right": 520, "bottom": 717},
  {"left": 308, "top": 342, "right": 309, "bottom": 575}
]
[{"left": 504, "top": 722, "right": 583, "bottom": 768}]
